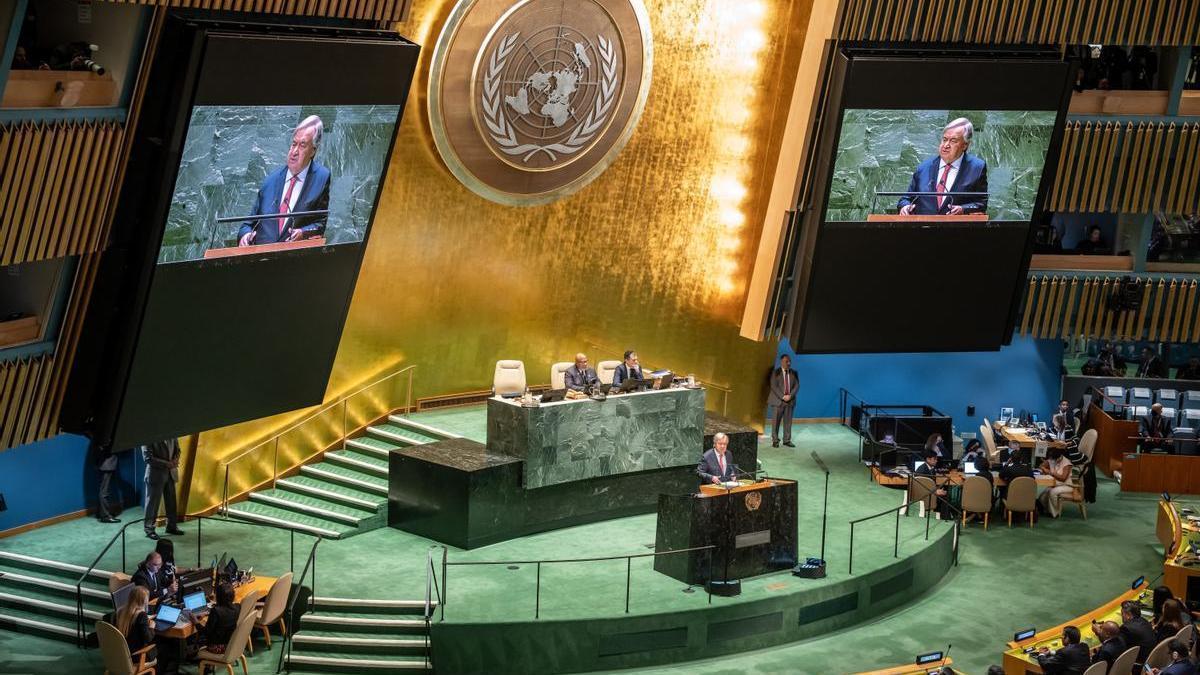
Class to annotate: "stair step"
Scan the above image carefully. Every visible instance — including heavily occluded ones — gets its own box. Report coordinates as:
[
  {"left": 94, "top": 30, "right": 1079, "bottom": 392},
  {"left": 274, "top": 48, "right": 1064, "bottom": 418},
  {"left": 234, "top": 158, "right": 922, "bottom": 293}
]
[
  {"left": 300, "top": 614, "right": 428, "bottom": 630},
  {"left": 286, "top": 654, "right": 430, "bottom": 670},
  {"left": 302, "top": 466, "right": 388, "bottom": 496},
  {"left": 315, "top": 597, "right": 434, "bottom": 610},
  {"left": 345, "top": 438, "right": 394, "bottom": 460},
  {"left": 0, "top": 551, "right": 113, "bottom": 580},
  {"left": 249, "top": 493, "right": 367, "bottom": 526},
  {"left": 293, "top": 634, "right": 427, "bottom": 648},
  {"left": 0, "top": 591, "right": 105, "bottom": 621},
  {"left": 0, "top": 611, "right": 82, "bottom": 640},
  {"left": 325, "top": 451, "right": 388, "bottom": 478},
  {"left": 0, "top": 571, "right": 110, "bottom": 600},
  {"left": 225, "top": 507, "right": 343, "bottom": 539},
  {"left": 366, "top": 425, "right": 432, "bottom": 447},
  {"left": 276, "top": 477, "right": 381, "bottom": 510},
  {"left": 388, "top": 416, "right": 462, "bottom": 440}
]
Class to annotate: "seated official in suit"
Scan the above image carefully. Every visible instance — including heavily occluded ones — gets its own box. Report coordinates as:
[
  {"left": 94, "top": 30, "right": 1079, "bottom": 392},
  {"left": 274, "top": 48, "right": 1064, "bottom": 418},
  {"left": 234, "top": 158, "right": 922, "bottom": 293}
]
[
  {"left": 611, "top": 350, "right": 645, "bottom": 388},
  {"left": 238, "top": 115, "right": 332, "bottom": 247},
  {"left": 915, "top": 450, "right": 952, "bottom": 518},
  {"left": 1151, "top": 640, "right": 1198, "bottom": 675},
  {"left": 696, "top": 432, "right": 739, "bottom": 485},
  {"left": 203, "top": 582, "right": 240, "bottom": 652},
  {"left": 1141, "top": 403, "right": 1173, "bottom": 453},
  {"left": 1090, "top": 621, "right": 1126, "bottom": 669},
  {"left": 132, "top": 551, "right": 177, "bottom": 602},
  {"left": 1120, "top": 600, "right": 1159, "bottom": 669},
  {"left": 563, "top": 353, "right": 599, "bottom": 392},
  {"left": 1138, "top": 346, "right": 1168, "bottom": 378},
  {"left": 1036, "top": 625, "right": 1090, "bottom": 674},
  {"left": 897, "top": 117, "right": 988, "bottom": 217},
  {"left": 1074, "top": 225, "right": 1110, "bottom": 254},
  {"left": 1177, "top": 357, "right": 1200, "bottom": 380}
]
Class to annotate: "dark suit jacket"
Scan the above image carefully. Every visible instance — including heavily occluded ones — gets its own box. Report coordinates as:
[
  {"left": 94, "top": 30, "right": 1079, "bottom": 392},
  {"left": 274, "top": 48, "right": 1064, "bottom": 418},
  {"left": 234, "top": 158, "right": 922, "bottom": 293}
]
[
  {"left": 696, "top": 449, "right": 739, "bottom": 484},
  {"left": 612, "top": 364, "right": 644, "bottom": 387},
  {"left": 131, "top": 563, "right": 173, "bottom": 601},
  {"left": 204, "top": 603, "right": 240, "bottom": 647},
  {"left": 1141, "top": 414, "right": 1172, "bottom": 440},
  {"left": 1091, "top": 636, "right": 1126, "bottom": 667},
  {"left": 1138, "top": 356, "right": 1168, "bottom": 378},
  {"left": 1120, "top": 616, "right": 1157, "bottom": 665},
  {"left": 1036, "top": 642, "right": 1090, "bottom": 674},
  {"left": 768, "top": 367, "right": 798, "bottom": 407},
  {"left": 1160, "top": 659, "right": 1199, "bottom": 675},
  {"left": 897, "top": 153, "right": 989, "bottom": 215},
  {"left": 125, "top": 612, "right": 155, "bottom": 653},
  {"left": 93, "top": 442, "right": 119, "bottom": 472},
  {"left": 238, "top": 160, "right": 331, "bottom": 244},
  {"left": 142, "top": 439, "right": 181, "bottom": 482},
  {"left": 563, "top": 365, "right": 598, "bottom": 392}
]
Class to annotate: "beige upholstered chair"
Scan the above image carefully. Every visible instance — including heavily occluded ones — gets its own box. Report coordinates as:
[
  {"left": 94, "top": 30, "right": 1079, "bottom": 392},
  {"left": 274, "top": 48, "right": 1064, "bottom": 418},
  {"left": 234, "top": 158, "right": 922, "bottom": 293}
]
[
  {"left": 1145, "top": 636, "right": 1173, "bottom": 670},
  {"left": 960, "top": 475, "right": 993, "bottom": 530},
  {"left": 902, "top": 476, "right": 938, "bottom": 518},
  {"left": 1110, "top": 646, "right": 1140, "bottom": 675},
  {"left": 1004, "top": 476, "right": 1038, "bottom": 528},
  {"left": 198, "top": 612, "right": 255, "bottom": 675},
  {"left": 253, "top": 572, "right": 293, "bottom": 649},
  {"left": 1081, "top": 661, "right": 1106, "bottom": 675},
  {"left": 96, "top": 620, "right": 156, "bottom": 675},
  {"left": 236, "top": 589, "right": 264, "bottom": 655},
  {"left": 980, "top": 424, "right": 1000, "bottom": 463},
  {"left": 597, "top": 360, "right": 620, "bottom": 385},
  {"left": 1057, "top": 466, "right": 1088, "bottom": 519},
  {"left": 492, "top": 361, "right": 526, "bottom": 397},
  {"left": 1175, "top": 623, "right": 1194, "bottom": 644},
  {"left": 108, "top": 573, "right": 132, "bottom": 593},
  {"left": 1078, "top": 428, "right": 1098, "bottom": 464},
  {"left": 549, "top": 362, "right": 572, "bottom": 390}
]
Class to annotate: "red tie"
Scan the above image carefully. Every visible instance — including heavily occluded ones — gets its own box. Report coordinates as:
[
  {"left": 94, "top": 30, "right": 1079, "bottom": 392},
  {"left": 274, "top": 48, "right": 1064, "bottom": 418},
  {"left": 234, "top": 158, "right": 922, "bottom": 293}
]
[
  {"left": 784, "top": 371, "right": 790, "bottom": 395},
  {"left": 936, "top": 163, "right": 952, "bottom": 209},
  {"left": 278, "top": 175, "right": 299, "bottom": 235},
  {"left": 717, "top": 454, "right": 725, "bottom": 477}
]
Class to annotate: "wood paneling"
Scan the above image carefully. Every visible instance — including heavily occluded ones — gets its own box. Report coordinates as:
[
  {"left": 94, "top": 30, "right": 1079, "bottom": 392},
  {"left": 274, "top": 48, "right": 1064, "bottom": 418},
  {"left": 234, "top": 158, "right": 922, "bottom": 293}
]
[
  {"left": 1121, "top": 454, "right": 1200, "bottom": 495},
  {"left": 838, "top": 0, "right": 1200, "bottom": 45},
  {"left": 1087, "top": 403, "right": 1139, "bottom": 477},
  {"left": 102, "top": 0, "right": 410, "bottom": 22}
]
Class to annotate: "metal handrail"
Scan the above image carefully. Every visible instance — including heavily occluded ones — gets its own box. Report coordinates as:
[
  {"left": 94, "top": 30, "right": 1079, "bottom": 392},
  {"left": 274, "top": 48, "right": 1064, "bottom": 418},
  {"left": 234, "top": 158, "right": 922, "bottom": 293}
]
[
  {"left": 443, "top": 544, "right": 717, "bottom": 620},
  {"left": 423, "top": 547, "right": 443, "bottom": 669},
  {"left": 847, "top": 486, "right": 962, "bottom": 575},
  {"left": 219, "top": 363, "right": 417, "bottom": 513},
  {"left": 278, "top": 535, "right": 322, "bottom": 674}
]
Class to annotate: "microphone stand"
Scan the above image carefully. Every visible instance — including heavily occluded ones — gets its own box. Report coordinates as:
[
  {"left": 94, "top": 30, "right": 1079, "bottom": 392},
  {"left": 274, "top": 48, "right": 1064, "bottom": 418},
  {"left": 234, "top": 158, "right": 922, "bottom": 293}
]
[{"left": 794, "top": 452, "right": 830, "bottom": 578}]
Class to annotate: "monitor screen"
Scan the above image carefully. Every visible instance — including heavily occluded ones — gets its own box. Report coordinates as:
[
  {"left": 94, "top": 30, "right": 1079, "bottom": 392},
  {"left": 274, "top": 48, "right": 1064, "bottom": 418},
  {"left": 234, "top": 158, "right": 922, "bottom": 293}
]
[
  {"left": 110, "top": 582, "right": 135, "bottom": 611},
  {"left": 962, "top": 461, "right": 976, "bottom": 475},
  {"left": 156, "top": 604, "right": 181, "bottom": 624},
  {"left": 183, "top": 591, "right": 206, "bottom": 611}
]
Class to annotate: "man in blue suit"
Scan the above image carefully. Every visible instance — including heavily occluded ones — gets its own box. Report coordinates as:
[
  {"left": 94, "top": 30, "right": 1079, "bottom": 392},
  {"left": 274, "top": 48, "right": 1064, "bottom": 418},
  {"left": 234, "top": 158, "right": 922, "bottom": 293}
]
[
  {"left": 239, "top": 115, "right": 332, "bottom": 247},
  {"left": 696, "top": 433, "right": 740, "bottom": 485},
  {"left": 612, "top": 350, "right": 645, "bottom": 388},
  {"left": 897, "top": 117, "right": 988, "bottom": 217}
]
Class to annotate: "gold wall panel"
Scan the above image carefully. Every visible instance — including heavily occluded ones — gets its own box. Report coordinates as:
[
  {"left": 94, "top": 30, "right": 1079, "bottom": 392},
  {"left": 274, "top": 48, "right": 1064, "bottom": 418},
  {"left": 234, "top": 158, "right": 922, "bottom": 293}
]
[
  {"left": 1048, "top": 121, "right": 1200, "bottom": 214},
  {"left": 100, "top": 0, "right": 411, "bottom": 22},
  {"left": 838, "top": 0, "right": 1200, "bottom": 45},
  {"left": 184, "top": 0, "right": 812, "bottom": 513}
]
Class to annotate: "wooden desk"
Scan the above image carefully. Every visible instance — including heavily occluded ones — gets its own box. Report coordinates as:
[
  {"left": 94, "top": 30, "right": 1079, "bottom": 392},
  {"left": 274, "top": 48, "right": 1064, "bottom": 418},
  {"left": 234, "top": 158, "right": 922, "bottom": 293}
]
[
  {"left": 1121, "top": 455, "right": 1200, "bottom": 495},
  {"left": 865, "top": 214, "right": 988, "bottom": 223},
  {"left": 1158, "top": 500, "right": 1200, "bottom": 604},
  {"left": 698, "top": 479, "right": 784, "bottom": 496},
  {"left": 202, "top": 237, "right": 326, "bottom": 259},
  {"left": 1001, "top": 583, "right": 1148, "bottom": 675},
  {"left": 1087, "top": 403, "right": 1139, "bottom": 477},
  {"left": 157, "top": 575, "right": 276, "bottom": 639},
  {"left": 855, "top": 657, "right": 953, "bottom": 674},
  {"left": 870, "top": 466, "right": 1054, "bottom": 488},
  {"left": 992, "top": 423, "right": 1068, "bottom": 450}
]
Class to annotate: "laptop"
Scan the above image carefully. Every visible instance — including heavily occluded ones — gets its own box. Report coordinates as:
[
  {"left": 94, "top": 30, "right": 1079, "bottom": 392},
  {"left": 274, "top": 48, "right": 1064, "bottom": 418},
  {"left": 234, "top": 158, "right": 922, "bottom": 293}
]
[
  {"left": 153, "top": 604, "right": 182, "bottom": 632},
  {"left": 654, "top": 373, "right": 674, "bottom": 390},
  {"left": 540, "top": 388, "right": 566, "bottom": 403},
  {"left": 110, "top": 582, "right": 136, "bottom": 612},
  {"left": 962, "top": 461, "right": 977, "bottom": 475},
  {"left": 619, "top": 378, "right": 644, "bottom": 392},
  {"left": 182, "top": 590, "right": 209, "bottom": 617}
]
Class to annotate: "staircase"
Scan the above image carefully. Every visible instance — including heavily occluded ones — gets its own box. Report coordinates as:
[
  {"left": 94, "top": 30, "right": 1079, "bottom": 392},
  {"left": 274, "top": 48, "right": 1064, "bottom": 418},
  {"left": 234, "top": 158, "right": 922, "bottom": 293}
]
[
  {"left": 284, "top": 595, "right": 434, "bottom": 672},
  {"left": 225, "top": 415, "right": 459, "bottom": 540},
  {"left": 0, "top": 550, "right": 115, "bottom": 644}
]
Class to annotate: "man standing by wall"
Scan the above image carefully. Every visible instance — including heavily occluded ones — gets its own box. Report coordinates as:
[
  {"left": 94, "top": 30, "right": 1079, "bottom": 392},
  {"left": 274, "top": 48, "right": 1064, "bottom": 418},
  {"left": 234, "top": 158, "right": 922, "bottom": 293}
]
[
  {"left": 770, "top": 354, "right": 799, "bottom": 448},
  {"left": 142, "top": 438, "right": 183, "bottom": 540},
  {"left": 94, "top": 441, "right": 123, "bottom": 524}
]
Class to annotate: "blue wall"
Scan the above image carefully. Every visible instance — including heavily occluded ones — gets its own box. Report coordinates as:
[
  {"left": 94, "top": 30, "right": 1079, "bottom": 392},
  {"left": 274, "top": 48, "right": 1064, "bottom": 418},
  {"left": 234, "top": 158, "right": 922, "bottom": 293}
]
[
  {"left": 0, "top": 434, "right": 143, "bottom": 532},
  {"left": 777, "top": 335, "right": 1065, "bottom": 437}
]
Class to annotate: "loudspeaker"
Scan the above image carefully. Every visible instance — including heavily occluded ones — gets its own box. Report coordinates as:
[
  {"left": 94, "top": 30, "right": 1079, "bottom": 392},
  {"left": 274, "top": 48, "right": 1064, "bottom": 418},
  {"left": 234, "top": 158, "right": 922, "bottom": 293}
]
[
  {"left": 705, "top": 579, "right": 741, "bottom": 596},
  {"left": 967, "top": 405, "right": 975, "bottom": 417},
  {"left": 0, "top": 492, "right": 6, "bottom": 512}
]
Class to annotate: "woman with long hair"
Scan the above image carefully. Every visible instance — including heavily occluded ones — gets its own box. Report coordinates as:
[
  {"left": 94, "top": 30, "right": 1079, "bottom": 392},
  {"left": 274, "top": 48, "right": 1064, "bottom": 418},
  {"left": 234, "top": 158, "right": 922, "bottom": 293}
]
[
  {"left": 113, "top": 585, "right": 155, "bottom": 657},
  {"left": 203, "top": 582, "right": 241, "bottom": 653},
  {"left": 1156, "top": 598, "right": 1190, "bottom": 642}
]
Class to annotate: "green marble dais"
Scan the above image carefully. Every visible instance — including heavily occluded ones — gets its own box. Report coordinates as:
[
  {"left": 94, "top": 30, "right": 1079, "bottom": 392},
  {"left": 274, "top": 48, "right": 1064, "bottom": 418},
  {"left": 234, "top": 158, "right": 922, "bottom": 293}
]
[
  {"left": 827, "top": 108, "right": 1058, "bottom": 222},
  {"left": 486, "top": 389, "right": 706, "bottom": 489}
]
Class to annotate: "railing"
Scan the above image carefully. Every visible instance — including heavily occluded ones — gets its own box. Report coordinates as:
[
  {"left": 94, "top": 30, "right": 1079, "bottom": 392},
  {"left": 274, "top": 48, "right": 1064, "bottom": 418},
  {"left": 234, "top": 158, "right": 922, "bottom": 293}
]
[
  {"left": 441, "top": 545, "right": 717, "bottom": 620},
  {"left": 219, "top": 363, "right": 417, "bottom": 514},
  {"left": 585, "top": 341, "right": 733, "bottom": 416},
  {"left": 75, "top": 514, "right": 322, "bottom": 648},
  {"left": 847, "top": 482, "right": 961, "bottom": 575},
  {"left": 423, "top": 547, "right": 444, "bottom": 669},
  {"left": 278, "top": 535, "right": 322, "bottom": 674}
]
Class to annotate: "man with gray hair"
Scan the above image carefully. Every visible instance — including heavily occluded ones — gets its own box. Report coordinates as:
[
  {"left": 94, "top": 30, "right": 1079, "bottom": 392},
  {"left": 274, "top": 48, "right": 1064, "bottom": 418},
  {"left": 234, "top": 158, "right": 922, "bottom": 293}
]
[
  {"left": 897, "top": 116, "right": 988, "bottom": 217},
  {"left": 696, "top": 432, "right": 740, "bottom": 485},
  {"left": 238, "top": 114, "right": 332, "bottom": 247}
]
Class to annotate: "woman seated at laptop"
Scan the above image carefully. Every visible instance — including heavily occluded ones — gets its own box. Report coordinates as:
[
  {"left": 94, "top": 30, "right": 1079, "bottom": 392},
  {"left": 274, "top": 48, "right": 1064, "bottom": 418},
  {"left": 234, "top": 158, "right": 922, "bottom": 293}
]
[
  {"left": 114, "top": 586, "right": 156, "bottom": 660},
  {"left": 202, "top": 582, "right": 241, "bottom": 653}
]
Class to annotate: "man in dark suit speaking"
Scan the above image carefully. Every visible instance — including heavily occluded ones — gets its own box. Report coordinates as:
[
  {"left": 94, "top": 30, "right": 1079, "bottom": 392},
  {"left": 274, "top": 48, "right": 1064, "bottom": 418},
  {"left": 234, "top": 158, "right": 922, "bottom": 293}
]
[
  {"left": 897, "top": 117, "right": 988, "bottom": 217},
  {"left": 238, "top": 115, "right": 332, "bottom": 247},
  {"left": 696, "top": 432, "right": 740, "bottom": 485}
]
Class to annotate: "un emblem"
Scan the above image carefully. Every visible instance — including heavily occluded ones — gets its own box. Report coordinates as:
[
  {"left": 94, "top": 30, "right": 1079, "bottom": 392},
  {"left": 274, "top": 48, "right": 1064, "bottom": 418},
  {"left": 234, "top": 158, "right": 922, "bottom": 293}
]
[{"left": 428, "top": 0, "right": 653, "bottom": 205}]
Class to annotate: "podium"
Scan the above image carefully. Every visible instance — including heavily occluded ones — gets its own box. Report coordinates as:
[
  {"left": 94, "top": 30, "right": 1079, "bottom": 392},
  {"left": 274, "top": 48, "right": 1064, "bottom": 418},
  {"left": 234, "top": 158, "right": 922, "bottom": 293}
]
[
  {"left": 864, "top": 214, "right": 987, "bottom": 223},
  {"left": 202, "top": 236, "right": 326, "bottom": 259},
  {"left": 653, "top": 479, "right": 798, "bottom": 585}
]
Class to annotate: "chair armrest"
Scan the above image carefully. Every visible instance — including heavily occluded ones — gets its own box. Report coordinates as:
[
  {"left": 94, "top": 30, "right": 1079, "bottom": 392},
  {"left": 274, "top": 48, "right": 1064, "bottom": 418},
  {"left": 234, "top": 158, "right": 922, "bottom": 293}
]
[{"left": 132, "top": 644, "right": 155, "bottom": 666}]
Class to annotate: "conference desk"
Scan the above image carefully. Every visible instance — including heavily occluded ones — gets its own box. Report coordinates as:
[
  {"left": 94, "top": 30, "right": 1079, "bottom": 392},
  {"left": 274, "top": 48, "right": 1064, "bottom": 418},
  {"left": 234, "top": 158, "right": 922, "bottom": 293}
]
[
  {"left": 487, "top": 386, "right": 705, "bottom": 489},
  {"left": 854, "top": 658, "right": 954, "bottom": 675},
  {"left": 1157, "top": 499, "right": 1200, "bottom": 605},
  {"left": 871, "top": 466, "right": 1056, "bottom": 488},
  {"left": 157, "top": 575, "right": 275, "bottom": 639},
  {"left": 992, "top": 423, "right": 1069, "bottom": 451},
  {"left": 1000, "top": 582, "right": 1148, "bottom": 675}
]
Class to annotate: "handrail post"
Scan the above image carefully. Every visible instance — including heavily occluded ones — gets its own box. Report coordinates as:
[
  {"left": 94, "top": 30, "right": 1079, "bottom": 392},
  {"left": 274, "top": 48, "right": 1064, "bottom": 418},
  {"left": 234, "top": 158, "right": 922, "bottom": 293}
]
[
  {"left": 197, "top": 517, "right": 202, "bottom": 568},
  {"left": 223, "top": 464, "right": 230, "bottom": 514},
  {"left": 342, "top": 399, "right": 348, "bottom": 449},
  {"left": 894, "top": 508, "right": 900, "bottom": 558},
  {"left": 273, "top": 438, "right": 280, "bottom": 489},
  {"left": 406, "top": 368, "right": 414, "bottom": 417},
  {"left": 848, "top": 522, "right": 855, "bottom": 574},
  {"left": 624, "top": 557, "right": 632, "bottom": 614},
  {"left": 441, "top": 546, "right": 447, "bottom": 621},
  {"left": 290, "top": 530, "right": 295, "bottom": 573},
  {"left": 121, "top": 529, "right": 126, "bottom": 572},
  {"left": 535, "top": 562, "right": 541, "bottom": 619}
]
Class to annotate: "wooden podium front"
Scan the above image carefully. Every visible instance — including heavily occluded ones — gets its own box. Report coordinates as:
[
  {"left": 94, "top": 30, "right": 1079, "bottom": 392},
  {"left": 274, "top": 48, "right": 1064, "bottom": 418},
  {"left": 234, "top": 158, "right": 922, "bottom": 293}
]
[
  {"left": 864, "top": 214, "right": 988, "bottom": 223},
  {"left": 653, "top": 479, "right": 798, "bottom": 585},
  {"left": 202, "top": 237, "right": 326, "bottom": 259}
]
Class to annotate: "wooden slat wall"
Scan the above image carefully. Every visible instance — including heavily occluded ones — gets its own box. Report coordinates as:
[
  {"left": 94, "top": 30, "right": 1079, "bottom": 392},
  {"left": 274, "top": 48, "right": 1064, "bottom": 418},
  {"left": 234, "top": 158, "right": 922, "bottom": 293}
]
[
  {"left": 0, "top": 122, "right": 124, "bottom": 266},
  {"left": 839, "top": 0, "right": 1200, "bottom": 45},
  {"left": 1022, "top": 274, "right": 1200, "bottom": 341},
  {"left": 102, "top": 0, "right": 409, "bottom": 22},
  {"left": 1047, "top": 121, "right": 1200, "bottom": 214}
]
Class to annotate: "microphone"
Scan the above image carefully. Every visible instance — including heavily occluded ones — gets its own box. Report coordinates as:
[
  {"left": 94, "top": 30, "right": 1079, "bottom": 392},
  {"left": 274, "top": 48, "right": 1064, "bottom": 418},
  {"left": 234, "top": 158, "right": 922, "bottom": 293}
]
[{"left": 940, "top": 644, "right": 952, "bottom": 670}]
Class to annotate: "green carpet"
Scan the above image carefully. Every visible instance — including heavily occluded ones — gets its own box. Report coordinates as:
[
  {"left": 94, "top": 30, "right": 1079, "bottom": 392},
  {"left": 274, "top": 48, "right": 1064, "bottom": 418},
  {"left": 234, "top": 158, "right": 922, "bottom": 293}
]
[{"left": 0, "top": 410, "right": 1169, "bottom": 674}]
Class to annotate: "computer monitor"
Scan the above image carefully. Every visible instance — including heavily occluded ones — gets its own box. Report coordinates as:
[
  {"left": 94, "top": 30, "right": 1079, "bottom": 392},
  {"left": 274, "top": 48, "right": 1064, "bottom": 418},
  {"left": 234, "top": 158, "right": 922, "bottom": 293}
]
[
  {"left": 962, "top": 461, "right": 977, "bottom": 475},
  {"left": 1031, "top": 413, "right": 1039, "bottom": 424},
  {"left": 110, "top": 582, "right": 136, "bottom": 612},
  {"left": 1000, "top": 407, "right": 1014, "bottom": 422},
  {"left": 183, "top": 591, "right": 206, "bottom": 612},
  {"left": 226, "top": 558, "right": 238, "bottom": 577},
  {"left": 154, "top": 604, "right": 181, "bottom": 629}
]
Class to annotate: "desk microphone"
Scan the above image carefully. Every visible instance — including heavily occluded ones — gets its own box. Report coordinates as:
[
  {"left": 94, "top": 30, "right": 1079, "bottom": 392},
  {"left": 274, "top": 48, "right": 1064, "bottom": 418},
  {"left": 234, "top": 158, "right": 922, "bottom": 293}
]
[{"left": 940, "top": 643, "right": 952, "bottom": 670}]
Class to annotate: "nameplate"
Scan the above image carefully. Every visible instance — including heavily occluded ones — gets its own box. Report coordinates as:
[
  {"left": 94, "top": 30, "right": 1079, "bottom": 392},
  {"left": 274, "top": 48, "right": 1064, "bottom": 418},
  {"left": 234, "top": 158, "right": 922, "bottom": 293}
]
[{"left": 735, "top": 530, "right": 771, "bottom": 548}]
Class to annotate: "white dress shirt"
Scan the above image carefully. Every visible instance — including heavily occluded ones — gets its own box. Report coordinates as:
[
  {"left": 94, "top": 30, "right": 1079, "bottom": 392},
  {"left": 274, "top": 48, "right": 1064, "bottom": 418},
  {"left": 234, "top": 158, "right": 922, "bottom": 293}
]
[
  {"left": 936, "top": 155, "right": 963, "bottom": 193},
  {"left": 281, "top": 163, "right": 310, "bottom": 215}
]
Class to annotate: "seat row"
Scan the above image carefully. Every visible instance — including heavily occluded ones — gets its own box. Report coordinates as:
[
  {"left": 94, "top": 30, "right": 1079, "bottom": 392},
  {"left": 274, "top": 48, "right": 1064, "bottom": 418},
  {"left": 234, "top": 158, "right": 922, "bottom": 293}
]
[{"left": 493, "top": 359, "right": 625, "bottom": 396}]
